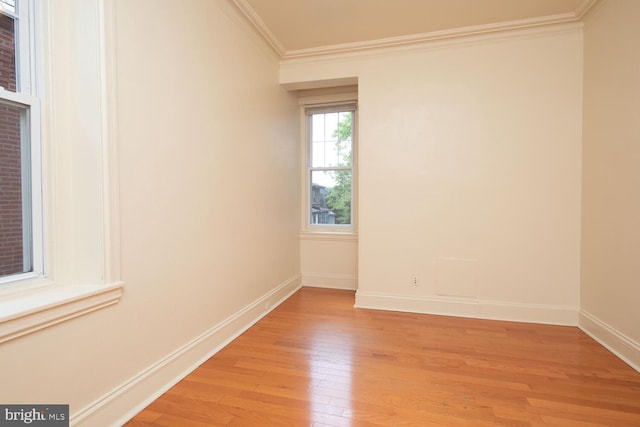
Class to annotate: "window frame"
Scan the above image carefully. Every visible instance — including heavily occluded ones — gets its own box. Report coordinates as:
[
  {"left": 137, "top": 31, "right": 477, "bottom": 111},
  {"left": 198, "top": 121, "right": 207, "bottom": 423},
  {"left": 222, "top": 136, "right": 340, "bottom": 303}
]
[
  {"left": 0, "top": 0, "right": 124, "bottom": 344},
  {"left": 0, "top": 0, "right": 44, "bottom": 285},
  {"left": 0, "top": 91, "right": 43, "bottom": 285},
  {"left": 302, "top": 99, "right": 358, "bottom": 234}
]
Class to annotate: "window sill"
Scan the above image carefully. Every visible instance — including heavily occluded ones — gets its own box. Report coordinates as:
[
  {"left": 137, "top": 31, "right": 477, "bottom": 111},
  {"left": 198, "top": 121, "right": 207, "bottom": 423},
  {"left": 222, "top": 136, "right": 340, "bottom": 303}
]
[
  {"left": 300, "top": 231, "right": 358, "bottom": 242},
  {"left": 0, "top": 281, "right": 124, "bottom": 344}
]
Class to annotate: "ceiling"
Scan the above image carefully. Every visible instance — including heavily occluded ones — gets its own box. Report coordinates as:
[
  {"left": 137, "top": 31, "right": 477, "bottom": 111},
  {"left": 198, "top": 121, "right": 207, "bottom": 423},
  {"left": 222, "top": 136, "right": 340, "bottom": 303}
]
[{"left": 233, "top": 0, "right": 597, "bottom": 58}]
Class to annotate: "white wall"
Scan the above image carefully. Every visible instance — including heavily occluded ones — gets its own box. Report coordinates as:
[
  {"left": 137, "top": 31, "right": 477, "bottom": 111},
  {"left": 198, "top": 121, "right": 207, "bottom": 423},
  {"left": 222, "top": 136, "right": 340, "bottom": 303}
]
[
  {"left": 283, "top": 25, "right": 584, "bottom": 325},
  {"left": 301, "top": 234, "right": 358, "bottom": 290},
  {"left": 580, "top": 0, "right": 640, "bottom": 369},
  {"left": 0, "top": 0, "right": 301, "bottom": 425}
]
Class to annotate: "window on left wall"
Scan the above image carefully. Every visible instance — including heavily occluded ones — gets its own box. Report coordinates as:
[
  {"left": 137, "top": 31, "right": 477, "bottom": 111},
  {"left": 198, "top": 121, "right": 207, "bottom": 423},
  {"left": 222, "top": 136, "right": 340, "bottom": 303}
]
[{"left": 0, "top": 0, "right": 43, "bottom": 284}]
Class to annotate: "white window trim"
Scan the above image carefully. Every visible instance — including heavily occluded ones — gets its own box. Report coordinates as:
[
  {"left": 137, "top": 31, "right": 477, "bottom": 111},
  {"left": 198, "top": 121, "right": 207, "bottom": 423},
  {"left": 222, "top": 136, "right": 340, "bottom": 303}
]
[
  {"left": 299, "top": 231, "right": 358, "bottom": 242},
  {"left": 300, "top": 94, "right": 358, "bottom": 235},
  {"left": 0, "top": 283, "right": 122, "bottom": 343},
  {"left": 0, "top": 1, "right": 17, "bottom": 18},
  {"left": 0, "top": 0, "right": 124, "bottom": 344}
]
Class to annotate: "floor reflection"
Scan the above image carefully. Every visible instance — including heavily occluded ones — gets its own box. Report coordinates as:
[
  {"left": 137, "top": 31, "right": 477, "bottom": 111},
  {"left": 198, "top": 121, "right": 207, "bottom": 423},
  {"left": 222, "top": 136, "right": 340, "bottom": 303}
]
[{"left": 308, "top": 326, "right": 354, "bottom": 425}]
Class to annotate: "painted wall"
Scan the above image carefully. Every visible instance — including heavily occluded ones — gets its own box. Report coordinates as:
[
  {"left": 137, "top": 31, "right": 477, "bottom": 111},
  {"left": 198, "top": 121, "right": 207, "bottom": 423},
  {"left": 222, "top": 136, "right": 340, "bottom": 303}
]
[
  {"left": 283, "top": 26, "right": 584, "bottom": 324},
  {"left": 301, "top": 234, "right": 358, "bottom": 290},
  {"left": 580, "top": 0, "right": 640, "bottom": 365},
  {"left": 115, "top": 0, "right": 300, "bottom": 378},
  {"left": 0, "top": 0, "right": 300, "bottom": 425}
]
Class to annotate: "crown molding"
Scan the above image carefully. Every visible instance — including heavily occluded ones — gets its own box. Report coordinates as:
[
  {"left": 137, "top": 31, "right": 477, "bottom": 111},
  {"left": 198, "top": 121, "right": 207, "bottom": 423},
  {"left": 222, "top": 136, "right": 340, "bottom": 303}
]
[
  {"left": 232, "top": 0, "right": 600, "bottom": 60},
  {"left": 229, "top": 0, "right": 286, "bottom": 57},
  {"left": 575, "top": 0, "right": 601, "bottom": 19},
  {"left": 283, "top": 10, "right": 589, "bottom": 59},
  {"left": 280, "top": 22, "right": 583, "bottom": 68}
]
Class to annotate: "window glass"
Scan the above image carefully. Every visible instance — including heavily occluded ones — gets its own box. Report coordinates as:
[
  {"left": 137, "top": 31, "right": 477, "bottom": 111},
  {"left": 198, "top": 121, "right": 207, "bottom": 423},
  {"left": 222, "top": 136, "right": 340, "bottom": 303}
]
[
  {"left": 0, "top": 0, "right": 39, "bottom": 282},
  {"left": 0, "top": 2, "right": 17, "bottom": 92},
  {"left": 0, "top": 99, "right": 31, "bottom": 277},
  {"left": 308, "top": 109, "right": 354, "bottom": 226}
]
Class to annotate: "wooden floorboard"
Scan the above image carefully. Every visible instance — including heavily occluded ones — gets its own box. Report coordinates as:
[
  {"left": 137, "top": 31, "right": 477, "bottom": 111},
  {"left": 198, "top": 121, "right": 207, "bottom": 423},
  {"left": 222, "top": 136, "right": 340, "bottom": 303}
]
[{"left": 125, "top": 287, "right": 640, "bottom": 426}]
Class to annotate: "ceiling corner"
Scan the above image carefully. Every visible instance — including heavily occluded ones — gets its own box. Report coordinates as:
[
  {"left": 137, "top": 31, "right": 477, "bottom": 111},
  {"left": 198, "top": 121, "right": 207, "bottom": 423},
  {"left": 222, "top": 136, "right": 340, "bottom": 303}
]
[
  {"left": 229, "top": 0, "right": 286, "bottom": 57},
  {"left": 575, "top": 0, "right": 602, "bottom": 19}
]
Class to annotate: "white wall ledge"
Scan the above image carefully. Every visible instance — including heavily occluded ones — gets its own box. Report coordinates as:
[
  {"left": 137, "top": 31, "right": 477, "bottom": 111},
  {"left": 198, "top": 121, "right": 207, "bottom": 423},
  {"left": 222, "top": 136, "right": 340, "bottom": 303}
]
[
  {"left": 0, "top": 282, "right": 124, "bottom": 344},
  {"left": 299, "top": 231, "right": 358, "bottom": 242}
]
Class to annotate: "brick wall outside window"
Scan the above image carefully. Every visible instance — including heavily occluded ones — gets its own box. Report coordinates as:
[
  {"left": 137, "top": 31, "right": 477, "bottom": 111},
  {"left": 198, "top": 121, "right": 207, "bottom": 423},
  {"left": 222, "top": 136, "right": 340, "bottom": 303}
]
[{"left": 0, "top": 13, "right": 25, "bottom": 277}]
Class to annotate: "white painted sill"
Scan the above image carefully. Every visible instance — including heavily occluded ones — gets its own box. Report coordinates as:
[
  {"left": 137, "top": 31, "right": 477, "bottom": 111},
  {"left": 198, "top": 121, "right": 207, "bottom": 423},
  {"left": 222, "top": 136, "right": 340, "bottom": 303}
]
[
  {"left": 0, "top": 281, "right": 124, "bottom": 344},
  {"left": 299, "top": 231, "right": 358, "bottom": 242}
]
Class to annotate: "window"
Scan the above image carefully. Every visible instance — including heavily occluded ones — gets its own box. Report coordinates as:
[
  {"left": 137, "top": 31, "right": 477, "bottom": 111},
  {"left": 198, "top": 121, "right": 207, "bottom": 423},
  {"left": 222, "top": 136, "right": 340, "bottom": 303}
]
[
  {"left": 0, "top": 0, "right": 43, "bottom": 283},
  {"left": 307, "top": 106, "right": 355, "bottom": 227},
  {"left": 0, "top": 0, "right": 123, "bottom": 344}
]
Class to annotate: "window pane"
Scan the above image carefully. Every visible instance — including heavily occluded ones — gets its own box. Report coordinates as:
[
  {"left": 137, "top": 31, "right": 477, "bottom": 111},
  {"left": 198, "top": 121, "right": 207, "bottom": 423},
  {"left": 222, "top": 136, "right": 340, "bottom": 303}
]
[
  {"left": 311, "top": 113, "right": 325, "bottom": 143},
  {"left": 0, "top": 8, "right": 17, "bottom": 92},
  {"left": 310, "top": 170, "right": 351, "bottom": 225},
  {"left": 0, "top": 100, "right": 31, "bottom": 278},
  {"left": 310, "top": 111, "right": 352, "bottom": 168}
]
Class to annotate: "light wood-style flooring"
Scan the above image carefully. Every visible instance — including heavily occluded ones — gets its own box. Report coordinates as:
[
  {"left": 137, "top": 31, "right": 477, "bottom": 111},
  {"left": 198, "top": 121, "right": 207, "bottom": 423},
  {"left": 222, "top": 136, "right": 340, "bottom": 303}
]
[{"left": 126, "top": 287, "right": 640, "bottom": 426}]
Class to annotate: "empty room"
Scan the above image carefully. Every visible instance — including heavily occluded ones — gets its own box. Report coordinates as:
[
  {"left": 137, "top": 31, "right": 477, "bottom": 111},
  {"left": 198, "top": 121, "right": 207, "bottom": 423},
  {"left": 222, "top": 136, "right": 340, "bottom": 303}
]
[{"left": 0, "top": 0, "right": 639, "bottom": 425}]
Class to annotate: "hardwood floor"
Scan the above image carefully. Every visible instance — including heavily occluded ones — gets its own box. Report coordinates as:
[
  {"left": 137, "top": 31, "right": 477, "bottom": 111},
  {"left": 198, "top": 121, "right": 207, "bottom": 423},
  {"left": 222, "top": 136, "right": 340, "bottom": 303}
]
[{"left": 126, "top": 287, "right": 640, "bottom": 426}]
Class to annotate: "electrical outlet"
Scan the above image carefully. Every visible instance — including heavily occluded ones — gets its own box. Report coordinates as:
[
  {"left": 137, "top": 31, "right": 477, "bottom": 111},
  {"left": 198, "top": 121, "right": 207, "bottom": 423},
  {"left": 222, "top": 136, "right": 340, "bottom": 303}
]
[{"left": 411, "top": 276, "right": 418, "bottom": 287}]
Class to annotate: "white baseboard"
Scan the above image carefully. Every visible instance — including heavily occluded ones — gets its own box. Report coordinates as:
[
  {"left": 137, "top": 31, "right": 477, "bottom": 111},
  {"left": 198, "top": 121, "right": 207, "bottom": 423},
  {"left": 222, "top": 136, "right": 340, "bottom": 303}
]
[
  {"left": 302, "top": 273, "right": 357, "bottom": 290},
  {"left": 70, "top": 275, "right": 302, "bottom": 427},
  {"left": 579, "top": 309, "right": 640, "bottom": 373},
  {"left": 355, "top": 291, "right": 578, "bottom": 326}
]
